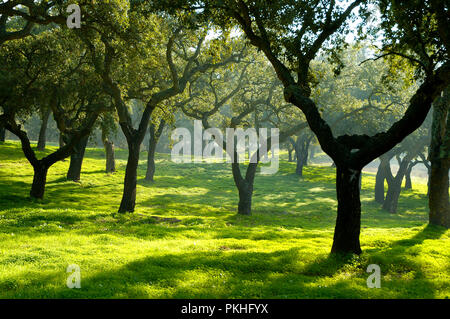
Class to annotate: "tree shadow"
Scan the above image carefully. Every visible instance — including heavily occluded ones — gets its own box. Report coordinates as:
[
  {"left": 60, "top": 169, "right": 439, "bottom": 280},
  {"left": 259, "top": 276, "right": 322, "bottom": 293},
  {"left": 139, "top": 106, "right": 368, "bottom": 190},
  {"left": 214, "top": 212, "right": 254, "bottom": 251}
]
[{"left": 0, "top": 248, "right": 370, "bottom": 298}]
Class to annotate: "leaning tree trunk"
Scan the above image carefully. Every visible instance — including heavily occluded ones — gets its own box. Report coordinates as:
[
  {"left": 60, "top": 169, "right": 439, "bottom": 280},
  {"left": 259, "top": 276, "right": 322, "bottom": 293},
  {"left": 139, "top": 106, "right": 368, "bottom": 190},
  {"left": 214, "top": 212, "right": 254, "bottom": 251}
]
[
  {"left": 66, "top": 135, "right": 89, "bottom": 182},
  {"left": 428, "top": 90, "right": 450, "bottom": 228},
  {"left": 331, "top": 165, "right": 362, "bottom": 255},
  {"left": 37, "top": 108, "right": 51, "bottom": 151},
  {"left": 119, "top": 139, "right": 141, "bottom": 213}
]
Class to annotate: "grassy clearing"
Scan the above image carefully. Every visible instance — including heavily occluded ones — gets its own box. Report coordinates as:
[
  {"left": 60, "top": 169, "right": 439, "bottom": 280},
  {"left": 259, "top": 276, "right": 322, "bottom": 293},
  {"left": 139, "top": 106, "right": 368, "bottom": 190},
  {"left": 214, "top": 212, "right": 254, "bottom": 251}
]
[{"left": 0, "top": 141, "right": 448, "bottom": 298}]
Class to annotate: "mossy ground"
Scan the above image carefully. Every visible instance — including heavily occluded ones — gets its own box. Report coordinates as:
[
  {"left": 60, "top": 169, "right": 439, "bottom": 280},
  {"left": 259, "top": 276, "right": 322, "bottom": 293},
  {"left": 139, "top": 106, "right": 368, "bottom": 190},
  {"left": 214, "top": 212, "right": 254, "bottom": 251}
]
[{"left": 0, "top": 141, "right": 448, "bottom": 298}]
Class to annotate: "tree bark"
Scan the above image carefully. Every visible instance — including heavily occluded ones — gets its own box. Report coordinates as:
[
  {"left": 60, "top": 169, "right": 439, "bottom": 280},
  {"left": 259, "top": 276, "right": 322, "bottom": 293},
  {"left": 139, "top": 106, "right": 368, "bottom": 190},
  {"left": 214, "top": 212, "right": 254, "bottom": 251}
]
[
  {"left": 237, "top": 181, "right": 253, "bottom": 215},
  {"left": 118, "top": 139, "right": 141, "bottom": 213},
  {"left": 232, "top": 159, "right": 258, "bottom": 216},
  {"left": 30, "top": 162, "right": 49, "bottom": 199},
  {"left": 429, "top": 159, "right": 450, "bottom": 227},
  {"left": 145, "top": 121, "right": 165, "bottom": 182},
  {"left": 375, "top": 155, "right": 391, "bottom": 204},
  {"left": 145, "top": 145, "right": 156, "bottom": 182},
  {"left": 66, "top": 135, "right": 89, "bottom": 182},
  {"left": 404, "top": 161, "right": 416, "bottom": 190},
  {"left": 331, "top": 165, "right": 362, "bottom": 255},
  {"left": 37, "top": 108, "right": 51, "bottom": 151},
  {"left": 101, "top": 127, "right": 116, "bottom": 173},
  {"left": 0, "top": 124, "right": 5, "bottom": 143},
  {"left": 382, "top": 156, "right": 410, "bottom": 213},
  {"left": 295, "top": 150, "right": 304, "bottom": 176},
  {"left": 428, "top": 90, "right": 450, "bottom": 228},
  {"left": 310, "top": 144, "right": 316, "bottom": 162},
  {"left": 59, "top": 133, "right": 65, "bottom": 148},
  {"left": 294, "top": 134, "right": 310, "bottom": 176},
  {"left": 104, "top": 139, "right": 116, "bottom": 173},
  {"left": 288, "top": 148, "right": 293, "bottom": 162}
]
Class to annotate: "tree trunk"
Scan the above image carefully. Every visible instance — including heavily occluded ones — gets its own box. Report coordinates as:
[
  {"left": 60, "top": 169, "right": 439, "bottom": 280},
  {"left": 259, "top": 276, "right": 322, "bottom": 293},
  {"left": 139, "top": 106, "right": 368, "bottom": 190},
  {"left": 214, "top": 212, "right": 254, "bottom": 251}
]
[
  {"left": 145, "top": 146, "right": 156, "bottom": 181},
  {"left": 145, "top": 125, "right": 158, "bottom": 182},
  {"left": 404, "top": 162, "right": 413, "bottom": 189},
  {"left": 382, "top": 180, "right": 402, "bottom": 213},
  {"left": 104, "top": 139, "right": 116, "bottom": 173},
  {"left": 0, "top": 124, "right": 5, "bottom": 143},
  {"left": 118, "top": 140, "right": 141, "bottom": 213},
  {"left": 295, "top": 135, "right": 310, "bottom": 176},
  {"left": 428, "top": 90, "right": 450, "bottom": 228},
  {"left": 232, "top": 159, "right": 257, "bottom": 216},
  {"left": 66, "top": 135, "right": 89, "bottom": 182},
  {"left": 382, "top": 157, "right": 410, "bottom": 214},
  {"left": 303, "top": 138, "right": 311, "bottom": 166},
  {"left": 310, "top": 145, "right": 316, "bottom": 162},
  {"left": 331, "top": 166, "right": 362, "bottom": 255},
  {"left": 237, "top": 180, "right": 253, "bottom": 215},
  {"left": 295, "top": 147, "right": 304, "bottom": 176},
  {"left": 59, "top": 133, "right": 65, "bottom": 148},
  {"left": 288, "top": 148, "right": 293, "bottom": 162},
  {"left": 37, "top": 108, "right": 51, "bottom": 151},
  {"left": 374, "top": 156, "right": 390, "bottom": 204},
  {"left": 30, "top": 162, "right": 49, "bottom": 199},
  {"left": 429, "top": 158, "right": 450, "bottom": 227},
  {"left": 101, "top": 126, "right": 116, "bottom": 174}
]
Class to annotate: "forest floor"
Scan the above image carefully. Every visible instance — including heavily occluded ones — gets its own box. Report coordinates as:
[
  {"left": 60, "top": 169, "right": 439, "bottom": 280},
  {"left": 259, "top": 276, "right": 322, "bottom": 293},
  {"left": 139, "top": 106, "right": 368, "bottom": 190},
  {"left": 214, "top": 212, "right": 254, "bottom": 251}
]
[{"left": 0, "top": 141, "right": 448, "bottom": 298}]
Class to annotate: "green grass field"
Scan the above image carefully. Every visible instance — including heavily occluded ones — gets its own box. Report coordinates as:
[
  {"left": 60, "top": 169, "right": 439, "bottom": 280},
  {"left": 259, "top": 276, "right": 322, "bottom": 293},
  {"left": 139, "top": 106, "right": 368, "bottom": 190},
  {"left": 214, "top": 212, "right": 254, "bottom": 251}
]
[{"left": 0, "top": 141, "right": 448, "bottom": 298}]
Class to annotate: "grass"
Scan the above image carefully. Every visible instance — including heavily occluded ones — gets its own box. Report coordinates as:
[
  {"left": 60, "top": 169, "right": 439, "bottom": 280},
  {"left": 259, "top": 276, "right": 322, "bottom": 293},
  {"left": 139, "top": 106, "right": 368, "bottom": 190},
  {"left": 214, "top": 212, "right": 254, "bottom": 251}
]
[{"left": 0, "top": 141, "right": 448, "bottom": 298}]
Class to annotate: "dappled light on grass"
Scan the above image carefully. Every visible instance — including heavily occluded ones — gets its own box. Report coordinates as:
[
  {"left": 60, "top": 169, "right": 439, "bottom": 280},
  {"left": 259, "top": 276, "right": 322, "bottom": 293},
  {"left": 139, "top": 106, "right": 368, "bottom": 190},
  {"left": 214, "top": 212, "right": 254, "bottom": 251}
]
[{"left": 0, "top": 142, "right": 449, "bottom": 298}]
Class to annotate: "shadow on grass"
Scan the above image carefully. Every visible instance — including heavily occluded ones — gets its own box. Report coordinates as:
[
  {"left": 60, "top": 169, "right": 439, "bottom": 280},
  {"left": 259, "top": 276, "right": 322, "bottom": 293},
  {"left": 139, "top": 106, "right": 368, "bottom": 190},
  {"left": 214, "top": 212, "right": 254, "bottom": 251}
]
[{"left": 0, "top": 246, "right": 439, "bottom": 298}]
